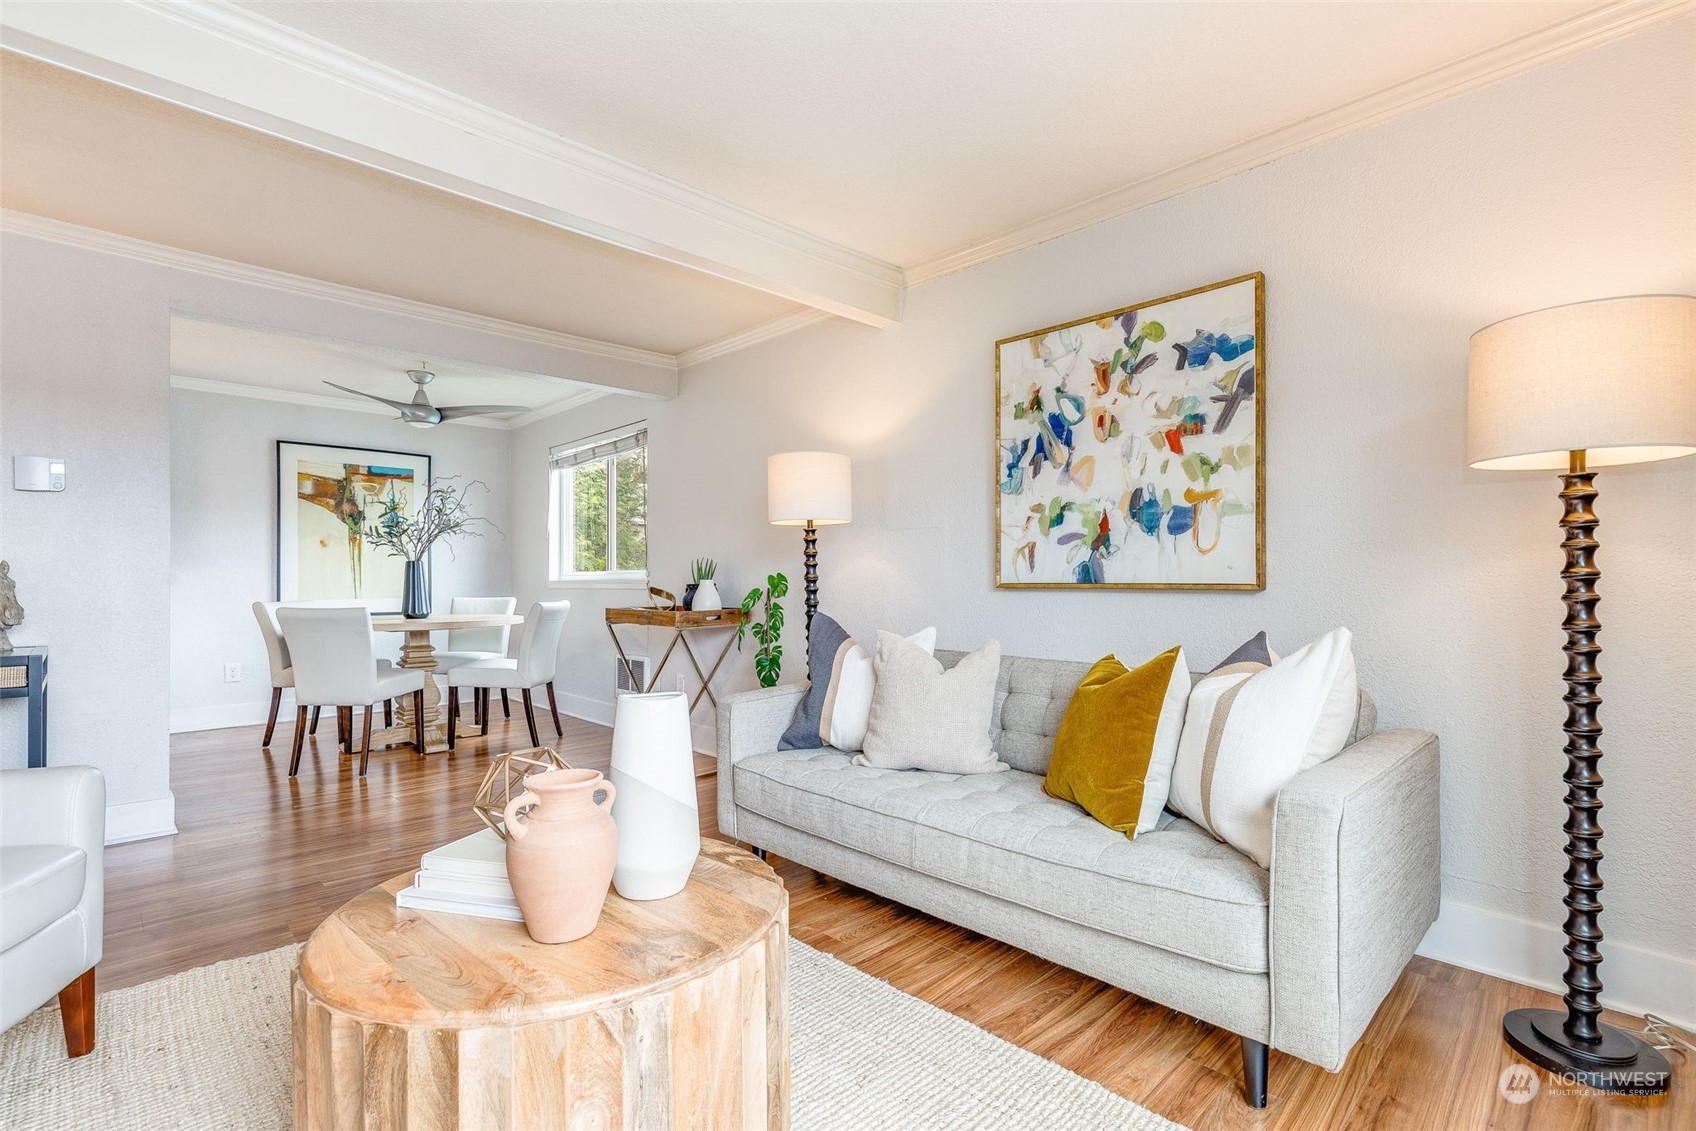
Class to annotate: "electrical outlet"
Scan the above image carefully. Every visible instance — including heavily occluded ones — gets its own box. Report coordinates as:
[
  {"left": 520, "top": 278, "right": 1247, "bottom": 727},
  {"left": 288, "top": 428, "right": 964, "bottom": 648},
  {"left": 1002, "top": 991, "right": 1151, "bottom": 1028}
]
[{"left": 224, "top": 662, "right": 241, "bottom": 683}]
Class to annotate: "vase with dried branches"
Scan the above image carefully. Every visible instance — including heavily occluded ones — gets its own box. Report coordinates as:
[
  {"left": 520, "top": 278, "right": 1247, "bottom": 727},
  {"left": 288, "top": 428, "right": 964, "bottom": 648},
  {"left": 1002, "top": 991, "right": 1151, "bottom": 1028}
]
[{"left": 364, "top": 477, "right": 493, "bottom": 618}]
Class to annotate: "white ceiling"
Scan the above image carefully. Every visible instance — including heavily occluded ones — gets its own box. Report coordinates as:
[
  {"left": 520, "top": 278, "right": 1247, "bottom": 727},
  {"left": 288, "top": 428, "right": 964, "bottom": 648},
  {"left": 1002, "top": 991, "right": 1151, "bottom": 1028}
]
[
  {"left": 170, "top": 316, "right": 599, "bottom": 426},
  {"left": 1, "top": 0, "right": 1674, "bottom": 369},
  {"left": 236, "top": 0, "right": 1603, "bottom": 265},
  {"left": 0, "top": 53, "right": 803, "bottom": 355}
]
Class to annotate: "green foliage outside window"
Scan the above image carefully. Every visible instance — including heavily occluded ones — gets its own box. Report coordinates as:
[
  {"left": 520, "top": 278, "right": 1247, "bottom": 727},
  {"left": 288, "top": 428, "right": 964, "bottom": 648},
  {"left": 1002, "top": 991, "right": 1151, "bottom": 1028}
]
[{"left": 568, "top": 447, "right": 646, "bottom": 574}]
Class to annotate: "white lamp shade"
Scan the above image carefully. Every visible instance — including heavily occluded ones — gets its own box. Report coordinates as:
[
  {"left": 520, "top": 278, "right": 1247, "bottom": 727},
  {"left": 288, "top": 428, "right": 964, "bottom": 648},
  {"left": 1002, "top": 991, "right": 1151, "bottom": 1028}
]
[
  {"left": 768, "top": 451, "right": 852, "bottom": 526},
  {"left": 1467, "top": 294, "right": 1696, "bottom": 471}
]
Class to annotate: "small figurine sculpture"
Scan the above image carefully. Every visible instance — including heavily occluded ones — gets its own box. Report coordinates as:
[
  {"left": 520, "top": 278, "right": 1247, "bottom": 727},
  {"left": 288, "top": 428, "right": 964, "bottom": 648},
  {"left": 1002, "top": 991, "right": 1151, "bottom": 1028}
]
[{"left": 0, "top": 560, "right": 21, "bottom": 653}]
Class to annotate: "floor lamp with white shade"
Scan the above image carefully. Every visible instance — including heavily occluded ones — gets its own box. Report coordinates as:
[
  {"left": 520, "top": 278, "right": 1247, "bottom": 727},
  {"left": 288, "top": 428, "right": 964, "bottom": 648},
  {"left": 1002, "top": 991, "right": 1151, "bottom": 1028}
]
[
  {"left": 767, "top": 451, "right": 852, "bottom": 644},
  {"left": 1467, "top": 293, "right": 1694, "bottom": 1093}
]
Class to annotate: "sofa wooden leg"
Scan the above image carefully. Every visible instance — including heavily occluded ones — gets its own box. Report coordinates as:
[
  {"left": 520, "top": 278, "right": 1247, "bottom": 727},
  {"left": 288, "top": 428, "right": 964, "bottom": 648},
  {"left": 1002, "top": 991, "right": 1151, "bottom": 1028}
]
[
  {"left": 751, "top": 847, "right": 768, "bottom": 862},
  {"left": 59, "top": 967, "right": 95, "bottom": 1057},
  {"left": 1241, "top": 1036, "right": 1268, "bottom": 1108}
]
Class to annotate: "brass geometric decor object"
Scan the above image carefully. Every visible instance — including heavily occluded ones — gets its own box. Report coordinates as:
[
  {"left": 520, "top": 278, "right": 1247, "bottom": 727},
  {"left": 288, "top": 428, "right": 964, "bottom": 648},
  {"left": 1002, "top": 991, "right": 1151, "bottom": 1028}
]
[{"left": 472, "top": 746, "right": 571, "bottom": 839}]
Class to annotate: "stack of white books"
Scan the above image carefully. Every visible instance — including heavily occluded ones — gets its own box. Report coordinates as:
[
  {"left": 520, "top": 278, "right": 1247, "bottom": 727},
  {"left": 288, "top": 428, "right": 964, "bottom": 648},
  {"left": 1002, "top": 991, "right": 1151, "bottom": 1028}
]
[{"left": 395, "top": 828, "right": 523, "bottom": 922}]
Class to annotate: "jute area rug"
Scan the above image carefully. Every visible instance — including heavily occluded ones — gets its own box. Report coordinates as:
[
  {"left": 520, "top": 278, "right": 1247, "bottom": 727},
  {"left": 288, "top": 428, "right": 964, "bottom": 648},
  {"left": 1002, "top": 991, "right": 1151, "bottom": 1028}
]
[{"left": 0, "top": 938, "right": 1185, "bottom": 1130}]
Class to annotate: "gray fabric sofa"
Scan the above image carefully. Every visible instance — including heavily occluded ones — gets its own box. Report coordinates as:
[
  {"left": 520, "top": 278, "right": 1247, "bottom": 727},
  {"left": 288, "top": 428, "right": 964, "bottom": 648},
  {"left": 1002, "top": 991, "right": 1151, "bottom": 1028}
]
[{"left": 716, "top": 649, "right": 1440, "bottom": 1107}]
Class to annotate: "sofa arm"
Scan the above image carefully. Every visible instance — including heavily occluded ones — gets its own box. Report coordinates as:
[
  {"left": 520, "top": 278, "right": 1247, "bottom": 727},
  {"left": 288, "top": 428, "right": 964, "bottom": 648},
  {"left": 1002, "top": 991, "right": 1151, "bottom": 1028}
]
[
  {"left": 715, "top": 683, "right": 805, "bottom": 841},
  {"left": 0, "top": 766, "right": 106, "bottom": 967},
  {"left": 1269, "top": 729, "right": 1439, "bottom": 1071}
]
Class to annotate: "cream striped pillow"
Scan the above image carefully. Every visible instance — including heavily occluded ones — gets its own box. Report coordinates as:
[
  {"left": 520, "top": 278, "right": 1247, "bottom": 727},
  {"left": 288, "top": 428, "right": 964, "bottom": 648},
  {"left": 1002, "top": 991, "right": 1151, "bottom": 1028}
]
[{"left": 1167, "top": 628, "right": 1357, "bottom": 867}]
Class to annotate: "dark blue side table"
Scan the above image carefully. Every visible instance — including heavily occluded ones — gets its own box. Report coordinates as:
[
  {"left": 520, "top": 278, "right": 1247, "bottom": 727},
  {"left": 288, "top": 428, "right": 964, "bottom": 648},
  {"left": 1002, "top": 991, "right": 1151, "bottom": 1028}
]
[{"left": 0, "top": 646, "right": 48, "bottom": 767}]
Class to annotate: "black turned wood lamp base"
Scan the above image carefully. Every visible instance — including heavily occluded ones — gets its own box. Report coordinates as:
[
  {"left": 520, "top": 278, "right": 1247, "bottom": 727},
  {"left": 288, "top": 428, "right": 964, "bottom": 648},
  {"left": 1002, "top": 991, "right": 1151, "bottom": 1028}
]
[{"left": 1504, "top": 1008, "right": 1670, "bottom": 1094}]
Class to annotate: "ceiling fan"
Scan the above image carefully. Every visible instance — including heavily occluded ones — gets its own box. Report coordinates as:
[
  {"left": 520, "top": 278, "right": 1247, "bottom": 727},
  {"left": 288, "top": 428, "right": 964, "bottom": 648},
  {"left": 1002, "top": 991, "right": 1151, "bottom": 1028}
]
[{"left": 325, "top": 368, "right": 525, "bottom": 428}]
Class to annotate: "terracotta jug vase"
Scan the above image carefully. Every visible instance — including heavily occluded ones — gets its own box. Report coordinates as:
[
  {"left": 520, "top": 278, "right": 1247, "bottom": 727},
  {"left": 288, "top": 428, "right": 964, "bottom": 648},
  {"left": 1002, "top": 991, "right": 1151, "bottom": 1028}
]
[{"left": 503, "top": 768, "right": 619, "bottom": 943}]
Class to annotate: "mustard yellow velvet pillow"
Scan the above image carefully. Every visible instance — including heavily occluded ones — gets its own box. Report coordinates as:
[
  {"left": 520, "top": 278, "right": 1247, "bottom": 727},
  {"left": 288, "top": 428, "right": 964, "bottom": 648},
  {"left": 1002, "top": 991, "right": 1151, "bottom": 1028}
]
[{"left": 1042, "top": 647, "right": 1188, "bottom": 839}]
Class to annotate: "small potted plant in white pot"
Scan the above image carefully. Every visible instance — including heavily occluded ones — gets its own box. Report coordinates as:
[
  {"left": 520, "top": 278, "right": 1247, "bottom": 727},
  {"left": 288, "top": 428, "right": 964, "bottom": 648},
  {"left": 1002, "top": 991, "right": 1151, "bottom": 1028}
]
[{"left": 689, "top": 558, "right": 722, "bottom": 611}]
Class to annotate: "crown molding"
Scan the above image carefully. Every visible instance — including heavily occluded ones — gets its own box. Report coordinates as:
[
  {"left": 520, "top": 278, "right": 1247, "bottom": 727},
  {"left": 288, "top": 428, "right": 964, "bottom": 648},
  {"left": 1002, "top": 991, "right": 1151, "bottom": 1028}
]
[
  {"left": 0, "top": 0, "right": 904, "bottom": 325},
  {"left": 675, "top": 309, "right": 835, "bottom": 369},
  {"left": 169, "top": 374, "right": 506, "bottom": 428},
  {"left": 2, "top": 209, "right": 678, "bottom": 370},
  {"left": 507, "top": 388, "right": 613, "bottom": 431},
  {"left": 904, "top": 0, "right": 1696, "bottom": 285},
  {"left": 169, "top": 373, "right": 609, "bottom": 431}
]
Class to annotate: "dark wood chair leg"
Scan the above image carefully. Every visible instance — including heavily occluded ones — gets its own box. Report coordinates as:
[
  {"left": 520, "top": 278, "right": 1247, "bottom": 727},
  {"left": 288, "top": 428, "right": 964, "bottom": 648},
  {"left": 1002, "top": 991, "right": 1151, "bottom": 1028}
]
[
  {"left": 289, "top": 706, "right": 308, "bottom": 776},
  {"left": 446, "top": 687, "right": 458, "bottom": 750},
  {"left": 262, "top": 686, "right": 282, "bottom": 747},
  {"left": 546, "top": 681, "right": 563, "bottom": 736},
  {"left": 520, "top": 688, "right": 540, "bottom": 747},
  {"left": 309, "top": 705, "right": 321, "bottom": 735},
  {"left": 336, "top": 706, "right": 349, "bottom": 753},
  {"left": 481, "top": 688, "right": 490, "bottom": 728},
  {"left": 58, "top": 967, "right": 95, "bottom": 1057},
  {"left": 384, "top": 699, "right": 393, "bottom": 728},
  {"left": 413, "top": 689, "right": 426, "bottom": 753},
  {"left": 501, "top": 689, "right": 510, "bottom": 718},
  {"left": 360, "top": 705, "right": 374, "bottom": 777},
  {"left": 1241, "top": 1036, "right": 1269, "bottom": 1109}
]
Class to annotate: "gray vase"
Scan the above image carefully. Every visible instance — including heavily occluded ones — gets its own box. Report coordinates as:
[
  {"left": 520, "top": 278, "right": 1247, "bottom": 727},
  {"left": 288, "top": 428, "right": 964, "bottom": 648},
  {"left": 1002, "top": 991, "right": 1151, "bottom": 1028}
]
[{"left": 402, "top": 559, "right": 430, "bottom": 619}]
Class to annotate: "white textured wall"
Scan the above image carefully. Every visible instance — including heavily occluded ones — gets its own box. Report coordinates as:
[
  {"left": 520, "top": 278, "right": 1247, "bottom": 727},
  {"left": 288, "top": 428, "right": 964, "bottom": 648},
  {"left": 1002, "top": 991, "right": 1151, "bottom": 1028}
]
[
  {"left": 513, "top": 20, "right": 1696, "bottom": 1016},
  {"left": 1, "top": 227, "right": 665, "bottom": 841},
  {"left": 0, "top": 241, "right": 174, "bottom": 832},
  {"left": 168, "top": 388, "right": 514, "bottom": 732}
]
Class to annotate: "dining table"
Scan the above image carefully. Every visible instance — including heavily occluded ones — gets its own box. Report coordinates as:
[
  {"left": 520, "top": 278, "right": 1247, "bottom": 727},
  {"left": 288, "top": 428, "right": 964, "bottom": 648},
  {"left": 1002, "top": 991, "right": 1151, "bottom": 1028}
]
[{"left": 370, "top": 611, "right": 524, "bottom": 754}]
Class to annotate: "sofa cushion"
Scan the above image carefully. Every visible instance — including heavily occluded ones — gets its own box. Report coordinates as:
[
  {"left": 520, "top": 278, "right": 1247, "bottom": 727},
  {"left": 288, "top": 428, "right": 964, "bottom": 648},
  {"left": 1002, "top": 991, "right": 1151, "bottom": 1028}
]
[
  {"left": 0, "top": 845, "right": 87, "bottom": 951},
  {"left": 734, "top": 749, "right": 1270, "bottom": 972},
  {"left": 936, "top": 648, "right": 1379, "bottom": 777}
]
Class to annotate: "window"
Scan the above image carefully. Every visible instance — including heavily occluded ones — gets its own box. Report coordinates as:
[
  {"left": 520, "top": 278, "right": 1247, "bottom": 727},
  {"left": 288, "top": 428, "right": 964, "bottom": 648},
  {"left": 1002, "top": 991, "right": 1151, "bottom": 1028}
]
[{"left": 548, "top": 426, "right": 647, "bottom": 582}]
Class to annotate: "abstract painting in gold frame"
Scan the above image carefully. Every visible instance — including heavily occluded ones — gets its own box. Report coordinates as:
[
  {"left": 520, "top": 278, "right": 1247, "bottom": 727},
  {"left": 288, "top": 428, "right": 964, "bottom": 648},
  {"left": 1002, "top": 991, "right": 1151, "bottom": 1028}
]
[
  {"left": 995, "top": 273, "right": 1265, "bottom": 590},
  {"left": 276, "top": 440, "right": 431, "bottom": 611}
]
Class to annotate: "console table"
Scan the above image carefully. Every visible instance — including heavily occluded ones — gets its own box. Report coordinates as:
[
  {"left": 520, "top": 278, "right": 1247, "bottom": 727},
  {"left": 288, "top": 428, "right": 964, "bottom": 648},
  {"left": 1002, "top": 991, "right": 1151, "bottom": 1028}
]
[
  {"left": 605, "top": 606, "right": 749, "bottom": 714},
  {"left": 0, "top": 646, "right": 48, "bottom": 767}
]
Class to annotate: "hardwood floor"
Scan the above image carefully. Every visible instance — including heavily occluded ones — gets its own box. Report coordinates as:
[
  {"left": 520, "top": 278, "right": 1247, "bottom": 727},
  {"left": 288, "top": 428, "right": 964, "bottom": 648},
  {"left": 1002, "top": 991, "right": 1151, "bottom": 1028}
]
[{"left": 99, "top": 714, "right": 1686, "bottom": 1129}]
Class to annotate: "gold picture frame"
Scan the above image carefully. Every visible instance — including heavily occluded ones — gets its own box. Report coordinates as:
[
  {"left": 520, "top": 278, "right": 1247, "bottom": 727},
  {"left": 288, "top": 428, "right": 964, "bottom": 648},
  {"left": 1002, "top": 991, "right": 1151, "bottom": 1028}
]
[{"left": 994, "top": 272, "right": 1265, "bottom": 590}]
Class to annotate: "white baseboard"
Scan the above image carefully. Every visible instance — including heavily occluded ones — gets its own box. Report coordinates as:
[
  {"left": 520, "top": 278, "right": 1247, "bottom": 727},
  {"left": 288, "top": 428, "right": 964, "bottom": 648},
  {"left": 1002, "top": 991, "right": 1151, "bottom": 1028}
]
[
  {"left": 170, "top": 697, "right": 285, "bottom": 734},
  {"left": 556, "top": 690, "right": 716, "bottom": 756},
  {"left": 106, "top": 794, "right": 177, "bottom": 845},
  {"left": 1417, "top": 898, "right": 1694, "bottom": 1030}
]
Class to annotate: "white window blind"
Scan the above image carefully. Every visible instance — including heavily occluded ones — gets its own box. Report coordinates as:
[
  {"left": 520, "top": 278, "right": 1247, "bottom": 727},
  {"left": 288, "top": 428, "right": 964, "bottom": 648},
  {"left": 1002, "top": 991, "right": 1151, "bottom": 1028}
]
[{"left": 550, "top": 426, "right": 647, "bottom": 470}]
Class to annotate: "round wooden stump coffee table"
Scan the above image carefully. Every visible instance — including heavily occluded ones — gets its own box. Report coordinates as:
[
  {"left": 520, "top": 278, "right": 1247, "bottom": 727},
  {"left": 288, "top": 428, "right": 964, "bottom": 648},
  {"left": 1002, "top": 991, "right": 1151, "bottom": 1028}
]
[{"left": 292, "top": 840, "right": 789, "bottom": 1130}]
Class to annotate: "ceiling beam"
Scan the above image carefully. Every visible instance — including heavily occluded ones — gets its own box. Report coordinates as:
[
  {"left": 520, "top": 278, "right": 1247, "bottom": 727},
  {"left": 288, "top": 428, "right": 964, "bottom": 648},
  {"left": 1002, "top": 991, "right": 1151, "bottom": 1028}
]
[{"left": 0, "top": 0, "right": 905, "bottom": 327}]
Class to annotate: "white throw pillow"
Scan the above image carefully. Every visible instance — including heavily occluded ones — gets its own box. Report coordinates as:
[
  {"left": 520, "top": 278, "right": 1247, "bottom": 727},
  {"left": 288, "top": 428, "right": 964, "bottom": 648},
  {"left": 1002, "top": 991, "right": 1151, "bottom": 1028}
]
[
  {"left": 819, "top": 626, "right": 936, "bottom": 751},
  {"left": 1167, "top": 627, "right": 1357, "bottom": 867},
  {"left": 1127, "top": 647, "right": 1193, "bottom": 835},
  {"left": 856, "top": 633, "right": 1005, "bottom": 774}
]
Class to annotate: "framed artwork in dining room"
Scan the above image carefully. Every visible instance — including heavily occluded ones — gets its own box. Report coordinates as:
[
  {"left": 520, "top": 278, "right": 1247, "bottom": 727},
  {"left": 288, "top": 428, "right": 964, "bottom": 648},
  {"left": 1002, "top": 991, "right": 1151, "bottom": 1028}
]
[
  {"left": 276, "top": 441, "right": 432, "bottom": 611},
  {"left": 994, "top": 272, "right": 1265, "bottom": 590}
]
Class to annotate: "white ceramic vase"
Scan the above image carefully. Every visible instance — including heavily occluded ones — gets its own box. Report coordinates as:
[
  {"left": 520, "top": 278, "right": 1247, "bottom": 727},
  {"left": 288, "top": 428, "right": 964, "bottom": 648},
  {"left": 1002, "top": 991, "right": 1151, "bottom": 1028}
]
[
  {"left": 608, "top": 691, "right": 701, "bottom": 900},
  {"left": 692, "top": 578, "right": 722, "bottom": 611}
]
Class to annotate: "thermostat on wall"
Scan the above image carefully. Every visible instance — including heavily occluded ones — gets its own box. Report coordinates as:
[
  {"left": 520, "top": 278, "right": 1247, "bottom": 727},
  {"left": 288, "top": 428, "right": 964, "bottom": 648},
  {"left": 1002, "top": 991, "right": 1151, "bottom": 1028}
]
[{"left": 14, "top": 456, "right": 66, "bottom": 492}]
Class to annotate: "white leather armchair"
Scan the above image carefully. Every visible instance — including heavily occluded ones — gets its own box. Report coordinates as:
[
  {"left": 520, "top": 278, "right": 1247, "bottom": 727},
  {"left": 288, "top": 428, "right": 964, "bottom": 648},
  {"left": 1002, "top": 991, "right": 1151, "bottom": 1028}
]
[{"left": 0, "top": 766, "right": 105, "bottom": 1057}]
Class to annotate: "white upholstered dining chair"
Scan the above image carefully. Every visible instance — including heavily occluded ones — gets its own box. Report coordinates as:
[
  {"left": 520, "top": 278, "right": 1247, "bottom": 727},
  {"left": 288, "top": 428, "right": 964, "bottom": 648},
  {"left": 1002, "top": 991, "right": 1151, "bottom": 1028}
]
[
  {"left": 276, "top": 606, "right": 427, "bottom": 777},
  {"left": 434, "top": 596, "right": 518, "bottom": 723},
  {"left": 446, "top": 600, "right": 571, "bottom": 749}
]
